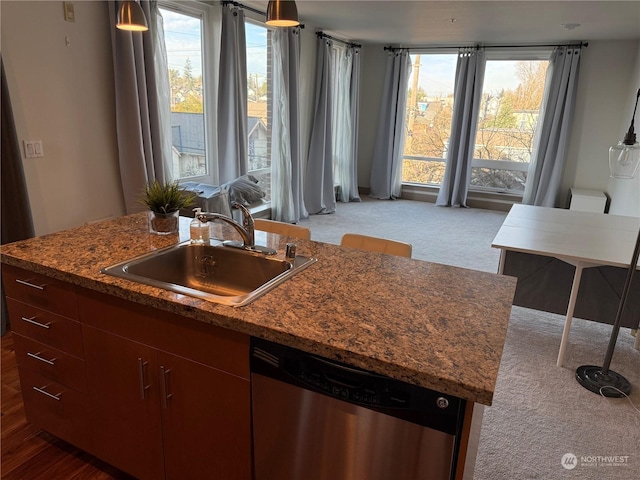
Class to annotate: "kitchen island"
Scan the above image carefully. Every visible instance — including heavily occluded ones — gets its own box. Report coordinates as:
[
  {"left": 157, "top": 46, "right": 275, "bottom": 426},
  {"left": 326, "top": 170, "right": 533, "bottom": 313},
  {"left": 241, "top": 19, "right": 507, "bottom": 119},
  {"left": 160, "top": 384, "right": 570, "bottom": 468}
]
[{"left": 1, "top": 212, "right": 516, "bottom": 479}]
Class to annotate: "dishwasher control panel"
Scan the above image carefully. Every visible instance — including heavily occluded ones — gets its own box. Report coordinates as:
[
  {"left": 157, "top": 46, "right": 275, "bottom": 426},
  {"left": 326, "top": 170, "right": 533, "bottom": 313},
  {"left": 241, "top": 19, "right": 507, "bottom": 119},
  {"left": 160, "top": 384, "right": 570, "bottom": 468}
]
[{"left": 251, "top": 338, "right": 465, "bottom": 435}]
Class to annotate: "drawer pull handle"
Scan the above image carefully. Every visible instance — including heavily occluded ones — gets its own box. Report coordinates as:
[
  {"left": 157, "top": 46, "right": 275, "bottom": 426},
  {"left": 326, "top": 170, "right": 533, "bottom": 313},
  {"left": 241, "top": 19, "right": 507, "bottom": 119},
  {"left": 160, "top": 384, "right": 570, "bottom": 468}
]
[
  {"left": 160, "top": 366, "right": 172, "bottom": 408},
  {"left": 33, "top": 385, "right": 61, "bottom": 401},
  {"left": 21, "top": 316, "right": 52, "bottom": 329},
  {"left": 15, "top": 278, "right": 47, "bottom": 290},
  {"left": 27, "top": 352, "right": 57, "bottom": 366},
  {"left": 138, "top": 358, "right": 150, "bottom": 400}
]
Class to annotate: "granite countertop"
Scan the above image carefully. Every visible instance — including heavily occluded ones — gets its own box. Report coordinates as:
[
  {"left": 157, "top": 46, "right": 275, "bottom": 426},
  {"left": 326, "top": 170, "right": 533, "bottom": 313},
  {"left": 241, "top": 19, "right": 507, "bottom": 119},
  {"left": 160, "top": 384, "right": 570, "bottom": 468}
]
[{"left": 0, "top": 213, "right": 516, "bottom": 405}]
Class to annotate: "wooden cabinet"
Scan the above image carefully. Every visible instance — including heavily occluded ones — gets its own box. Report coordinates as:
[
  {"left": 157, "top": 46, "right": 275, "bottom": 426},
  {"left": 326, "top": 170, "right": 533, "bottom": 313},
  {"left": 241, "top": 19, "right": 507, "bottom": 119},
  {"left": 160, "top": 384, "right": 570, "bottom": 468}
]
[
  {"left": 3, "top": 265, "right": 252, "bottom": 480},
  {"left": 78, "top": 288, "right": 252, "bottom": 480},
  {"left": 2, "top": 264, "right": 91, "bottom": 450}
]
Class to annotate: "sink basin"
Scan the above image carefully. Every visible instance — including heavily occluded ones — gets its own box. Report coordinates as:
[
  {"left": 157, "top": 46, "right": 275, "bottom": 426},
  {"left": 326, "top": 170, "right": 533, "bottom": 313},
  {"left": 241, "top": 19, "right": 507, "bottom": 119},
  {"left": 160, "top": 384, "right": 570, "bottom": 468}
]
[{"left": 101, "top": 242, "right": 316, "bottom": 306}]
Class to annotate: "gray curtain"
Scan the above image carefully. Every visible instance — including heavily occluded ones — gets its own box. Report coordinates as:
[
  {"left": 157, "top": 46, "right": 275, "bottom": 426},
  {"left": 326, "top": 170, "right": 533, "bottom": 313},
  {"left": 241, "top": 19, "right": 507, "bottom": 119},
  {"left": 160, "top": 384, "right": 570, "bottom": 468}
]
[
  {"left": 218, "top": 4, "right": 248, "bottom": 184},
  {"left": 348, "top": 46, "right": 361, "bottom": 202},
  {"left": 271, "top": 27, "right": 307, "bottom": 223},
  {"left": 329, "top": 45, "right": 361, "bottom": 203},
  {"left": 109, "top": 0, "right": 171, "bottom": 214},
  {"left": 369, "top": 49, "right": 411, "bottom": 199},
  {"left": 523, "top": 46, "right": 582, "bottom": 207},
  {"left": 436, "top": 48, "right": 486, "bottom": 207},
  {"left": 1, "top": 57, "right": 35, "bottom": 335},
  {"left": 304, "top": 37, "right": 336, "bottom": 214}
]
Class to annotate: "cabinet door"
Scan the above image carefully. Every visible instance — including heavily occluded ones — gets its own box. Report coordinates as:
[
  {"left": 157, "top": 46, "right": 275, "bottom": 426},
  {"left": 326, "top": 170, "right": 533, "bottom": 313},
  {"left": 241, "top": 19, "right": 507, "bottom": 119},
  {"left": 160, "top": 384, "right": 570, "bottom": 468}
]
[
  {"left": 158, "top": 351, "right": 252, "bottom": 480},
  {"left": 83, "top": 325, "right": 165, "bottom": 480}
]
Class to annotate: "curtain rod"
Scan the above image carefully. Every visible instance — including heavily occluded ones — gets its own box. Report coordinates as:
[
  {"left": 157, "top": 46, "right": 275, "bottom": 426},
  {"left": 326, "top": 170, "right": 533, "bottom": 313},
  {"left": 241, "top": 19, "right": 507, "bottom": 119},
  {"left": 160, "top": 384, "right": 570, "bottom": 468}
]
[
  {"left": 222, "top": 1, "right": 305, "bottom": 28},
  {"left": 317, "top": 32, "right": 362, "bottom": 49},
  {"left": 222, "top": 1, "right": 264, "bottom": 18},
  {"left": 384, "top": 41, "right": 588, "bottom": 52}
]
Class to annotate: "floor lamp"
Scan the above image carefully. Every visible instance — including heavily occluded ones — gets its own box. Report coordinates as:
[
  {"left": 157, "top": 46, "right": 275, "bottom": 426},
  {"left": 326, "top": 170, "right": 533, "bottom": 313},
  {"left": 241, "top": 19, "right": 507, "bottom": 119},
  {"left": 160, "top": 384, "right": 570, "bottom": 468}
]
[{"left": 576, "top": 88, "right": 640, "bottom": 398}]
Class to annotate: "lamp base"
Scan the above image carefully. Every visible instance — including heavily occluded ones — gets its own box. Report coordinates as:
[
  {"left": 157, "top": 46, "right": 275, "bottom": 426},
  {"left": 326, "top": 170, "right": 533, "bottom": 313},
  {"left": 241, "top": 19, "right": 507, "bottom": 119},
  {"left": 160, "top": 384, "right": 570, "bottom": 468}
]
[{"left": 575, "top": 365, "right": 631, "bottom": 397}]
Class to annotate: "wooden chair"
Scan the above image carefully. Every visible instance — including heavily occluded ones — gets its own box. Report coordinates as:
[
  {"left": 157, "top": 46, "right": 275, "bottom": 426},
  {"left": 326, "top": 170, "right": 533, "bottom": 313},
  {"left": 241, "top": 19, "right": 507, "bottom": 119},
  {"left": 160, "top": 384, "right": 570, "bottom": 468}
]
[
  {"left": 254, "top": 218, "right": 311, "bottom": 240},
  {"left": 340, "top": 233, "right": 412, "bottom": 258}
]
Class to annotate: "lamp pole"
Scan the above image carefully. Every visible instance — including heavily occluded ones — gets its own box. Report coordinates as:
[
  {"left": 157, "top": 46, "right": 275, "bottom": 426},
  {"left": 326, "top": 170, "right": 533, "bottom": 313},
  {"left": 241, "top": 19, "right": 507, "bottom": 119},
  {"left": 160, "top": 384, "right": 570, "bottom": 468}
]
[
  {"left": 575, "top": 227, "right": 639, "bottom": 397},
  {"left": 575, "top": 87, "right": 640, "bottom": 398}
]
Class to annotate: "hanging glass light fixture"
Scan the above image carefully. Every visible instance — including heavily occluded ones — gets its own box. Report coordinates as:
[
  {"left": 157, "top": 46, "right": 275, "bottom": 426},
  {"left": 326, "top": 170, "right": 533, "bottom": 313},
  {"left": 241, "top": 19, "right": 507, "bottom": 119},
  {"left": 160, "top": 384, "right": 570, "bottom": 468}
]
[
  {"left": 266, "top": 0, "right": 299, "bottom": 27},
  {"left": 609, "top": 88, "right": 640, "bottom": 179},
  {"left": 116, "top": 0, "right": 149, "bottom": 32}
]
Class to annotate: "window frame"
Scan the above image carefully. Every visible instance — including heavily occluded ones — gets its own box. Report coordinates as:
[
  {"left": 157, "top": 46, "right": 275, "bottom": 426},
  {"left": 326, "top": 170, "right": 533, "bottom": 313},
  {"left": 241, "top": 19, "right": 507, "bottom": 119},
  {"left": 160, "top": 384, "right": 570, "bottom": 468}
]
[
  {"left": 469, "top": 48, "right": 552, "bottom": 194},
  {"left": 400, "top": 47, "right": 553, "bottom": 196},
  {"left": 159, "top": 0, "right": 218, "bottom": 185},
  {"left": 401, "top": 49, "right": 458, "bottom": 189},
  {"left": 244, "top": 16, "right": 274, "bottom": 184}
]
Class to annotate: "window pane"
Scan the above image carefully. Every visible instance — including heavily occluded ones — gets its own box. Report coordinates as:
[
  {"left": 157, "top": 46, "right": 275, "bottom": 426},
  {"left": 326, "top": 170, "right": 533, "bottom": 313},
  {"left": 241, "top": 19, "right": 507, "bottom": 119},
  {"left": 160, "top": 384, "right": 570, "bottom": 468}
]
[
  {"left": 402, "top": 54, "right": 457, "bottom": 185},
  {"left": 246, "top": 22, "right": 271, "bottom": 201},
  {"left": 160, "top": 8, "right": 207, "bottom": 180},
  {"left": 472, "top": 59, "right": 548, "bottom": 192}
]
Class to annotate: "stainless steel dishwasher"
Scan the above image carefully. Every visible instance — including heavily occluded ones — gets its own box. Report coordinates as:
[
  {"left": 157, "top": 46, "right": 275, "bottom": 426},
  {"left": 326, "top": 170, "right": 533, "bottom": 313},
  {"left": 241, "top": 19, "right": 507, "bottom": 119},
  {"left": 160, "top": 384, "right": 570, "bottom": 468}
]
[{"left": 251, "top": 338, "right": 466, "bottom": 480}]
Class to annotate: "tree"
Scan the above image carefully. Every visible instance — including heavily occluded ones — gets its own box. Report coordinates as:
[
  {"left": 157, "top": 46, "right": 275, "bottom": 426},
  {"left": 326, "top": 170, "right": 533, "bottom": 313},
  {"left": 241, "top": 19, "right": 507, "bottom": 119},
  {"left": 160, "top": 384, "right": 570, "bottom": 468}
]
[
  {"left": 183, "top": 58, "right": 195, "bottom": 90},
  {"left": 248, "top": 73, "right": 267, "bottom": 102}
]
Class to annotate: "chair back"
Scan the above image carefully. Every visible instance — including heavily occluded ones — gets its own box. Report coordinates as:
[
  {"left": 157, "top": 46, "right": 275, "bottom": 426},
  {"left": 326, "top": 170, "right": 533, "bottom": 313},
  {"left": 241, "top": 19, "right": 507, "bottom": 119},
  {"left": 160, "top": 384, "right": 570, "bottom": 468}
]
[
  {"left": 340, "top": 233, "right": 412, "bottom": 258},
  {"left": 254, "top": 218, "right": 311, "bottom": 240}
]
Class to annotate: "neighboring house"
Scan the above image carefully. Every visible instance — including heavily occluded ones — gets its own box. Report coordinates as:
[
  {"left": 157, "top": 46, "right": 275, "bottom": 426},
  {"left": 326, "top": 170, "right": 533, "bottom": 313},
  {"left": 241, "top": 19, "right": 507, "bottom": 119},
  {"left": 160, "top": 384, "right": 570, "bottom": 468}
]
[
  {"left": 170, "top": 112, "right": 268, "bottom": 178},
  {"left": 248, "top": 116, "right": 269, "bottom": 171}
]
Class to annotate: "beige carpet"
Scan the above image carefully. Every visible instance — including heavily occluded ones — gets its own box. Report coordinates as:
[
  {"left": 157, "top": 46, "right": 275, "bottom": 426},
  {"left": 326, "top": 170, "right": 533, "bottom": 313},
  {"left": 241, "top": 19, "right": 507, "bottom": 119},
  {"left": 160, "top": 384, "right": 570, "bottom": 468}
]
[{"left": 302, "top": 196, "right": 640, "bottom": 479}]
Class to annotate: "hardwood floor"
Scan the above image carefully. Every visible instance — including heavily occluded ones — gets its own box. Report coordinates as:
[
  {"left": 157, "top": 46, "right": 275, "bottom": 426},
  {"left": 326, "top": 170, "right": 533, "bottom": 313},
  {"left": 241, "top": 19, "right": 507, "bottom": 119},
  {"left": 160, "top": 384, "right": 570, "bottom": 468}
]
[{"left": 1, "top": 332, "right": 134, "bottom": 480}]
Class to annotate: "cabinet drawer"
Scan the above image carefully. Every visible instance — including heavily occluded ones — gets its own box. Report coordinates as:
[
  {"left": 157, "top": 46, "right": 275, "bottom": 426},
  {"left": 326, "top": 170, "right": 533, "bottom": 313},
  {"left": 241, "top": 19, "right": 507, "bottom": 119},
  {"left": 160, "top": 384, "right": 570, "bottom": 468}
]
[
  {"left": 2, "top": 264, "right": 78, "bottom": 319},
  {"left": 7, "top": 299, "right": 84, "bottom": 358},
  {"left": 14, "top": 333, "right": 88, "bottom": 394},
  {"left": 78, "top": 288, "right": 250, "bottom": 379},
  {"left": 18, "top": 367, "right": 91, "bottom": 451}
]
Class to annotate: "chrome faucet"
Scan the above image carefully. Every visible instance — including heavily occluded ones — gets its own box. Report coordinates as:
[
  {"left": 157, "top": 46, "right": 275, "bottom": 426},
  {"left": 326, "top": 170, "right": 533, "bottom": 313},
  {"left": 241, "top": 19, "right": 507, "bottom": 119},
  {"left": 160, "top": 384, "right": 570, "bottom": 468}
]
[{"left": 197, "top": 202, "right": 255, "bottom": 249}]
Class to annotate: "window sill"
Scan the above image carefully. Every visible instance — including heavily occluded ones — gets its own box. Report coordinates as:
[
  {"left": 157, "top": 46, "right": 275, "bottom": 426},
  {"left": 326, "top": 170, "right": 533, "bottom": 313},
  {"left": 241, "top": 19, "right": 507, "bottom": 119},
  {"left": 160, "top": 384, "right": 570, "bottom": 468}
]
[
  {"left": 248, "top": 200, "right": 271, "bottom": 219},
  {"left": 400, "top": 183, "right": 522, "bottom": 212}
]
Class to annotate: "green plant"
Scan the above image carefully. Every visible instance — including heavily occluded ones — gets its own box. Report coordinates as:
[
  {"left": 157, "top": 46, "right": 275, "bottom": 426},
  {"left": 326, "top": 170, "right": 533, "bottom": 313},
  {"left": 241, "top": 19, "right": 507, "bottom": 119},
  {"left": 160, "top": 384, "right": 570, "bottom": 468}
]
[{"left": 140, "top": 180, "right": 195, "bottom": 214}]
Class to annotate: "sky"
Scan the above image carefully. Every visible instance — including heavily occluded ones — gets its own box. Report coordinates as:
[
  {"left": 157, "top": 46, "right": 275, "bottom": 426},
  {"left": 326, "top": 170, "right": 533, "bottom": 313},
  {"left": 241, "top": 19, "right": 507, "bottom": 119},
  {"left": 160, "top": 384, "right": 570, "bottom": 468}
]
[
  {"left": 413, "top": 54, "right": 528, "bottom": 98},
  {"left": 160, "top": 8, "right": 268, "bottom": 79},
  {"left": 159, "top": 8, "right": 538, "bottom": 97}
]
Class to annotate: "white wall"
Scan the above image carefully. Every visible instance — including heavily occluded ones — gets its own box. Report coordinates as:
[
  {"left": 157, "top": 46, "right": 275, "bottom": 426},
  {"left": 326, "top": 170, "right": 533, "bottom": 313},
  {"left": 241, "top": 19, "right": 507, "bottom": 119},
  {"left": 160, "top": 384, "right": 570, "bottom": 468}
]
[
  {"left": 564, "top": 40, "right": 640, "bottom": 210},
  {"left": 1, "top": 0, "right": 124, "bottom": 236},
  {"left": 606, "top": 43, "right": 640, "bottom": 217},
  {"left": 356, "top": 44, "right": 387, "bottom": 189}
]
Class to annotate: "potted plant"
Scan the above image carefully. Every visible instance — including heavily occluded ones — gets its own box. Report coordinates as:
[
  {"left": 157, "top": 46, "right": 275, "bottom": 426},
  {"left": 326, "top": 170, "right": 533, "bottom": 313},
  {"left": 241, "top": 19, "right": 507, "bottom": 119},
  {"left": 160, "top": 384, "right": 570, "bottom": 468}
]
[{"left": 141, "top": 180, "right": 195, "bottom": 235}]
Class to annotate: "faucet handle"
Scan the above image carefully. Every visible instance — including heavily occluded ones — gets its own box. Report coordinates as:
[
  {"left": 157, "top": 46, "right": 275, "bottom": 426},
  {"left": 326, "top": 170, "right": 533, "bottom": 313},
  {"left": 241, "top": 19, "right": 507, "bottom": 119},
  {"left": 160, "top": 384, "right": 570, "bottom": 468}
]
[{"left": 232, "top": 203, "right": 254, "bottom": 229}]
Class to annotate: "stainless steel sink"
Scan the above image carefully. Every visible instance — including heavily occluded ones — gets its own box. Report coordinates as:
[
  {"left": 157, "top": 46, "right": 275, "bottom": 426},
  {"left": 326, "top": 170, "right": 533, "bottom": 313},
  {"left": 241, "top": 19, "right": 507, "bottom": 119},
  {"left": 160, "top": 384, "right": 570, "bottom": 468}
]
[{"left": 101, "top": 242, "right": 316, "bottom": 306}]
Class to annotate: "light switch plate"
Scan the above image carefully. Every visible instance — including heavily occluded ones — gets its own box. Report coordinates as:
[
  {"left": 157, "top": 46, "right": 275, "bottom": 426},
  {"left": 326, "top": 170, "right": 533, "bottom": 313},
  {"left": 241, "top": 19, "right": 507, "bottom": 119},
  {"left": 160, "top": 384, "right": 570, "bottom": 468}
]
[
  {"left": 63, "top": 2, "right": 75, "bottom": 22},
  {"left": 24, "top": 140, "right": 44, "bottom": 158}
]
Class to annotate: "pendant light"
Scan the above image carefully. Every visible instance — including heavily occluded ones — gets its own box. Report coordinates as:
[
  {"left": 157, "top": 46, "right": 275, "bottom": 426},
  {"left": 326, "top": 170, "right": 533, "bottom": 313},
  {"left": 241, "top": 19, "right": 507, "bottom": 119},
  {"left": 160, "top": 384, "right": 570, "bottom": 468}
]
[
  {"left": 609, "top": 88, "right": 640, "bottom": 179},
  {"left": 266, "top": 0, "right": 299, "bottom": 27},
  {"left": 116, "top": 0, "right": 149, "bottom": 32}
]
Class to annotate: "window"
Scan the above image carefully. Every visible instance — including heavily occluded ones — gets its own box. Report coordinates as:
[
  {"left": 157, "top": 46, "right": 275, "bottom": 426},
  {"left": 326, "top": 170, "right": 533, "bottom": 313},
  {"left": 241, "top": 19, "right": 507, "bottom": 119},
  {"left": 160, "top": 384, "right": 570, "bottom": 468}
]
[
  {"left": 402, "top": 53, "right": 457, "bottom": 186},
  {"left": 471, "top": 55, "right": 549, "bottom": 192},
  {"left": 160, "top": 5, "right": 209, "bottom": 181},
  {"left": 159, "top": 4, "right": 273, "bottom": 199},
  {"left": 245, "top": 21, "right": 272, "bottom": 200},
  {"left": 401, "top": 50, "right": 550, "bottom": 195}
]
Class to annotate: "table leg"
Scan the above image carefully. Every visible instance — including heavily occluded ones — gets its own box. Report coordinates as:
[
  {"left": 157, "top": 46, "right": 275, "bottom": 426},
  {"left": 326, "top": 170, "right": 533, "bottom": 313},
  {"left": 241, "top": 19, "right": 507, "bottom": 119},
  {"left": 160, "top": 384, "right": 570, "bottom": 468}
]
[
  {"left": 498, "top": 250, "right": 506, "bottom": 275},
  {"left": 557, "top": 264, "right": 584, "bottom": 367}
]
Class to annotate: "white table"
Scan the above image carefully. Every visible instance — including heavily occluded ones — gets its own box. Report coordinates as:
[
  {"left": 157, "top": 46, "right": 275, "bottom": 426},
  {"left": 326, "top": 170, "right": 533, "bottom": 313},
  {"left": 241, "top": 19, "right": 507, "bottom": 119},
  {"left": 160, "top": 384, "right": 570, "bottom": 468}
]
[{"left": 492, "top": 204, "right": 640, "bottom": 366}]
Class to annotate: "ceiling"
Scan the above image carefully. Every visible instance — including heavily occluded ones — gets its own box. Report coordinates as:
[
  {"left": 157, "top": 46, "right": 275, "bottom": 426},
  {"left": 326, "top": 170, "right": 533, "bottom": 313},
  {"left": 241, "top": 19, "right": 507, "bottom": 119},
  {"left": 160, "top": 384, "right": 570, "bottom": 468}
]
[{"left": 244, "top": 1, "right": 640, "bottom": 46}]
